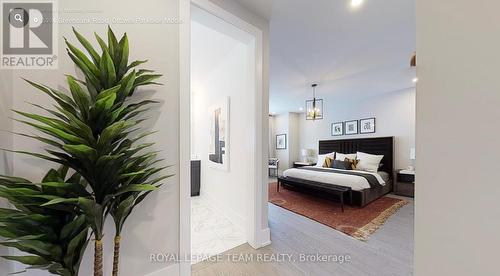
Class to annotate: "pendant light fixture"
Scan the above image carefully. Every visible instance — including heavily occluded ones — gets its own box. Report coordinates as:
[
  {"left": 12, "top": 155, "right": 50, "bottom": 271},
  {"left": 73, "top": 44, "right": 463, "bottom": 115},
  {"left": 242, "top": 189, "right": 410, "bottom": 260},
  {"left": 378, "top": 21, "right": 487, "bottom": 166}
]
[{"left": 306, "top": 83, "right": 323, "bottom": 120}]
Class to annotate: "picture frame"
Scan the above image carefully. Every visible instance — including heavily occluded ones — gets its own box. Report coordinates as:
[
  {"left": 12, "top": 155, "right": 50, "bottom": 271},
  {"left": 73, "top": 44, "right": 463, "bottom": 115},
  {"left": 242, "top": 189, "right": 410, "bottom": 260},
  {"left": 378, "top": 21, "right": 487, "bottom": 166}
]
[
  {"left": 276, "top": 134, "right": 287, "bottom": 150},
  {"left": 331, "top": 122, "right": 343, "bottom": 136},
  {"left": 360, "top": 117, "right": 376, "bottom": 134},
  {"left": 208, "top": 97, "right": 230, "bottom": 171},
  {"left": 344, "top": 120, "right": 359, "bottom": 135}
]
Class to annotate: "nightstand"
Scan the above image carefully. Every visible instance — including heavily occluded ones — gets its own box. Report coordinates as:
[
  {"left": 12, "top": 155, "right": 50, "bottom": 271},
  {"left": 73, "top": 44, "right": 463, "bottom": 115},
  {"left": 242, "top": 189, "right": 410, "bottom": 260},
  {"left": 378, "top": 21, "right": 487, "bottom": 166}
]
[
  {"left": 395, "top": 170, "right": 415, "bottom": 197},
  {"left": 293, "top": 162, "right": 316, "bottom": 168}
]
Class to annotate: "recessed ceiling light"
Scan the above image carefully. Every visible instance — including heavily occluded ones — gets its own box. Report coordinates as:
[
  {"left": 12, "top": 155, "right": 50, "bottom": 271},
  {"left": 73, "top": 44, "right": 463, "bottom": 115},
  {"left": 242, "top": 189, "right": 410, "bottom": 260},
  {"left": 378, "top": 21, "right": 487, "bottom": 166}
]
[
  {"left": 299, "top": 107, "right": 304, "bottom": 111},
  {"left": 351, "top": 0, "right": 364, "bottom": 8},
  {"left": 412, "top": 78, "right": 419, "bottom": 83}
]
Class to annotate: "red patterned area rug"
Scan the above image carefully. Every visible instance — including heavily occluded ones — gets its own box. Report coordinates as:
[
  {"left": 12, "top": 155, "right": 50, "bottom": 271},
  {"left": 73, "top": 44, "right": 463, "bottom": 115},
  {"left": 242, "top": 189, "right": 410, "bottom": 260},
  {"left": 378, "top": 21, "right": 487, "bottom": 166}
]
[{"left": 268, "top": 182, "right": 408, "bottom": 241}]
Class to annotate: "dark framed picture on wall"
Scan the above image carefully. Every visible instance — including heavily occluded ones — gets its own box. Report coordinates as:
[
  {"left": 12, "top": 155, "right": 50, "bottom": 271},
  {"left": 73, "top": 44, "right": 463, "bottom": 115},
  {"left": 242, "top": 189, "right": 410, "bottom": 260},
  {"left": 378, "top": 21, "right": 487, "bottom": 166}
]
[
  {"left": 208, "top": 97, "right": 230, "bottom": 171},
  {"left": 360, "top": 118, "right": 376, "bottom": 134},
  {"left": 331, "top": 122, "right": 343, "bottom": 136},
  {"left": 276, "top": 134, "right": 287, "bottom": 149},
  {"left": 344, "top": 120, "right": 358, "bottom": 135}
]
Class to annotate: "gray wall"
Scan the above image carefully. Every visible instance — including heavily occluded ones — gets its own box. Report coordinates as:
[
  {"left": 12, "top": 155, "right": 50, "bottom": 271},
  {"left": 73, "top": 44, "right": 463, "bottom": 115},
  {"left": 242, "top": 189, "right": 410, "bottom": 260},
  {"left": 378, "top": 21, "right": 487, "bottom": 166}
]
[
  {"left": 299, "top": 88, "right": 416, "bottom": 170},
  {"left": 8, "top": 0, "right": 180, "bottom": 275},
  {"left": 273, "top": 113, "right": 290, "bottom": 173},
  {"left": 416, "top": 1, "right": 500, "bottom": 275},
  {"left": 271, "top": 112, "right": 301, "bottom": 174},
  {"left": 0, "top": 69, "right": 13, "bottom": 275},
  {"left": 1, "top": 0, "right": 270, "bottom": 274},
  {"left": 0, "top": 70, "right": 13, "bottom": 176}
]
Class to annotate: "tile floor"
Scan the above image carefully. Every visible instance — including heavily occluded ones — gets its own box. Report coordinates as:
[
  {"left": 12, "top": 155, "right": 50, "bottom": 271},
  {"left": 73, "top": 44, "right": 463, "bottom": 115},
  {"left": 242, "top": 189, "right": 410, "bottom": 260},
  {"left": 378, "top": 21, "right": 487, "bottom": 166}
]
[{"left": 191, "top": 195, "right": 246, "bottom": 264}]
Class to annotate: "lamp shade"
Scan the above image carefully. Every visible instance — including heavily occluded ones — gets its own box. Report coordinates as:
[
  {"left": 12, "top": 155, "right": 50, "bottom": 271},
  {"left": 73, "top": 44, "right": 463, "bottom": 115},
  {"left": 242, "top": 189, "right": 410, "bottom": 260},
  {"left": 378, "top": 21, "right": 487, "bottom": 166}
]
[{"left": 301, "top": 149, "right": 314, "bottom": 156}]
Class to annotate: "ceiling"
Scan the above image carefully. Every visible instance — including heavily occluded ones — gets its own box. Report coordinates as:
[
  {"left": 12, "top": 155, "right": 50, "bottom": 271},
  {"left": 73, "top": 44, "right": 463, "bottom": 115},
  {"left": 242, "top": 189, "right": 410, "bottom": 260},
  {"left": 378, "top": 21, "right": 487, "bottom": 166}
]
[{"left": 235, "top": 0, "right": 416, "bottom": 114}]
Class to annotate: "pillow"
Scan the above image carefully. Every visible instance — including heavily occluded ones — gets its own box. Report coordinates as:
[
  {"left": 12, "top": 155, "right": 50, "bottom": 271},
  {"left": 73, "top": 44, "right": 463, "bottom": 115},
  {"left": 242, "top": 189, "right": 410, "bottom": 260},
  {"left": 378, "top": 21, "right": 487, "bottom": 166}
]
[
  {"left": 335, "top": 153, "right": 356, "bottom": 161},
  {"left": 332, "top": 160, "right": 352, "bottom": 170},
  {"left": 316, "top": 152, "right": 335, "bottom": 167},
  {"left": 356, "top": 151, "right": 384, "bottom": 172},
  {"left": 344, "top": 158, "right": 359, "bottom": 170},
  {"left": 323, "top": 156, "right": 334, "bottom": 168}
]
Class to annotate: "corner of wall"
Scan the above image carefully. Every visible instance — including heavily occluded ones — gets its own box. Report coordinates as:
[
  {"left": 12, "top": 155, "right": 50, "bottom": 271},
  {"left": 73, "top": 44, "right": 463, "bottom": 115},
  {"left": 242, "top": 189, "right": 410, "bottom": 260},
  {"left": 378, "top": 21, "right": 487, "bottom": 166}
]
[{"left": 0, "top": 69, "right": 14, "bottom": 275}]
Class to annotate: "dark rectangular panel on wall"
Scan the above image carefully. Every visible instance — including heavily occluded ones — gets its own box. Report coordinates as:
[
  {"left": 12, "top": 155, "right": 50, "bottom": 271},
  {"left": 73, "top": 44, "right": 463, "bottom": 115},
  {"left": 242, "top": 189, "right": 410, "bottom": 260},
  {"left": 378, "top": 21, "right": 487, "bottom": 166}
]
[
  {"left": 318, "top": 137, "right": 394, "bottom": 177},
  {"left": 191, "top": 160, "right": 201, "bottom": 196}
]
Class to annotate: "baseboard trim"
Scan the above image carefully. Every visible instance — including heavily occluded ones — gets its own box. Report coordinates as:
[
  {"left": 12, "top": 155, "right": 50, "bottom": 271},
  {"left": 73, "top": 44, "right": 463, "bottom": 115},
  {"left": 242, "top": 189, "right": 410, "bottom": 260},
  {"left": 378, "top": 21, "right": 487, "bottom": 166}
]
[
  {"left": 144, "top": 263, "right": 180, "bottom": 276},
  {"left": 255, "top": 227, "right": 271, "bottom": 248}
]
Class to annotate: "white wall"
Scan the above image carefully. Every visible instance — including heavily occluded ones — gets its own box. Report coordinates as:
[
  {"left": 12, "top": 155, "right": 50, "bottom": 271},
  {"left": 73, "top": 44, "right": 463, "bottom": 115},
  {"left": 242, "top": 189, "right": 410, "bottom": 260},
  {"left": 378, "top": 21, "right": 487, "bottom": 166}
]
[
  {"left": 268, "top": 116, "right": 276, "bottom": 158},
  {"left": 273, "top": 113, "right": 289, "bottom": 173},
  {"left": 6, "top": 0, "right": 180, "bottom": 275},
  {"left": 271, "top": 112, "right": 301, "bottom": 174},
  {"left": 298, "top": 88, "right": 415, "bottom": 169},
  {"left": 207, "top": 0, "right": 270, "bottom": 234},
  {"left": 0, "top": 69, "right": 14, "bottom": 275},
  {"left": 191, "top": 14, "right": 254, "bottom": 229},
  {"left": 0, "top": 70, "right": 13, "bottom": 177},
  {"left": 289, "top": 113, "right": 301, "bottom": 165},
  {"left": 416, "top": 1, "right": 500, "bottom": 275}
]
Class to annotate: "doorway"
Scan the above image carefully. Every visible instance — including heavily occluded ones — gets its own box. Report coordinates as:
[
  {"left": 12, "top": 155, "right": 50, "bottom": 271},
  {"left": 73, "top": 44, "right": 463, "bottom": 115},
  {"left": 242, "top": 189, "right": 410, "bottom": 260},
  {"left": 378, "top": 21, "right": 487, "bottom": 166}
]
[
  {"left": 189, "top": 4, "right": 254, "bottom": 263},
  {"left": 179, "top": 0, "right": 269, "bottom": 274}
]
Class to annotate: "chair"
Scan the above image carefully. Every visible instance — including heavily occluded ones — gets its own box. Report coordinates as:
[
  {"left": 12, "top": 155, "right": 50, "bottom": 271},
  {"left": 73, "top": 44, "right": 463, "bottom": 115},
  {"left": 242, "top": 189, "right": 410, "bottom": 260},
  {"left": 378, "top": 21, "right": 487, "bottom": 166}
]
[{"left": 268, "top": 158, "right": 279, "bottom": 177}]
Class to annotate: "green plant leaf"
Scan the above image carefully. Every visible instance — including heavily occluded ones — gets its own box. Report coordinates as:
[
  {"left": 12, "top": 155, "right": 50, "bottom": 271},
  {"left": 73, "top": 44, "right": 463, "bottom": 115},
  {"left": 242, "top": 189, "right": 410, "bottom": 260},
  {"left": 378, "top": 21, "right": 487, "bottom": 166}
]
[
  {"left": 66, "top": 50, "right": 101, "bottom": 92},
  {"left": 94, "top": 32, "right": 108, "bottom": 53},
  {"left": 65, "top": 38, "right": 100, "bottom": 77},
  {"left": 67, "top": 76, "right": 90, "bottom": 120},
  {"left": 1, "top": 149, "right": 62, "bottom": 165},
  {"left": 13, "top": 110, "right": 79, "bottom": 137},
  {"left": 41, "top": 197, "right": 79, "bottom": 207},
  {"left": 137, "top": 69, "right": 154, "bottom": 76},
  {"left": 2, "top": 256, "right": 51, "bottom": 266},
  {"left": 72, "top": 27, "right": 100, "bottom": 65},
  {"left": 0, "top": 240, "right": 62, "bottom": 259},
  {"left": 14, "top": 118, "right": 88, "bottom": 145},
  {"left": 63, "top": 227, "right": 88, "bottom": 269},
  {"left": 12, "top": 132, "right": 63, "bottom": 148},
  {"left": 112, "top": 184, "right": 157, "bottom": 197},
  {"left": 108, "top": 26, "right": 119, "bottom": 64},
  {"left": 117, "top": 33, "right": 129, "bottom": 79},
  {"left": 116, "top": 70, "right": 136, "bottom": 102},
  {"left": 63, "top": 144, "right": 97, "bottom": 162},
  {"left": 60, "top": 215, "right": 86, "bottom": 241},
  {"left": 127, "top": 60, "right": 148, "bottom": 71},
  {"left": 23, "top": 79, "right": 80, "bottom": 117},
  {"left": 29, "top": 102, "right": 70, "bottom": 123},
  {"left": 133, "top": 74, "right": 162, "bottom": 89},
  {"left": 111, "top": 195, "right": 134, "bottom": 233},
  {"left": 99, "top": 48, "right": 117, "bottom": 88}
]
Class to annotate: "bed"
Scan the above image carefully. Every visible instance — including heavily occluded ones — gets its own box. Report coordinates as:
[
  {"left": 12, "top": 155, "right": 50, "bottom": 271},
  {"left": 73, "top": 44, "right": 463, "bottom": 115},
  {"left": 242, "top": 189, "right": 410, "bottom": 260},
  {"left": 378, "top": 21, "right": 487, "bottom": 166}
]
[{"left": 278, "top": 137, "right": 394, "bottom": 207}]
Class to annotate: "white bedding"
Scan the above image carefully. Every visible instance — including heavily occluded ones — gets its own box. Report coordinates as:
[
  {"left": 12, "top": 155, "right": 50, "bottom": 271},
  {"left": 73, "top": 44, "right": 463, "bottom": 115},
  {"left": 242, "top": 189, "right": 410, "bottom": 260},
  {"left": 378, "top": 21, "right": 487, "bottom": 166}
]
[{"left": 282, "top": 167, "right": 386, "bottom": 191}]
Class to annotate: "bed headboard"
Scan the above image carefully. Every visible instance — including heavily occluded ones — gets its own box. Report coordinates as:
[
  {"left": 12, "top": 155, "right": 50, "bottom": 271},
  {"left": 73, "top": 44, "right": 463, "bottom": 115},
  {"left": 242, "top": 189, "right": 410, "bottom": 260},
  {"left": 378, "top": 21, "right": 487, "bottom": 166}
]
[{"left": 318, "top": 137, "right": 394, "bottom": 177}]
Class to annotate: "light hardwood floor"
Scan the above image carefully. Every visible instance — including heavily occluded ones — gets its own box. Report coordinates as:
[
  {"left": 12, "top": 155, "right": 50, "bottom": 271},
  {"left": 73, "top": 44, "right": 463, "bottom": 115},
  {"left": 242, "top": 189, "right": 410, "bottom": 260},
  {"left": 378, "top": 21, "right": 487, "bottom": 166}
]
[{"left": 193, "top": 186, "right": 414, "bottom": 276}]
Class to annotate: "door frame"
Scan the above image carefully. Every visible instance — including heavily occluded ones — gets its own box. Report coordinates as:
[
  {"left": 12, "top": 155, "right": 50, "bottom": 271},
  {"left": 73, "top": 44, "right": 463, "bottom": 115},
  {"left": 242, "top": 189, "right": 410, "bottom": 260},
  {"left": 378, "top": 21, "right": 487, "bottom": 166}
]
[{"left": 179, "top": 0, "right": 269, "bottom": 275}]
